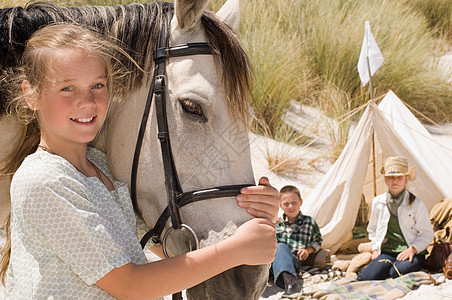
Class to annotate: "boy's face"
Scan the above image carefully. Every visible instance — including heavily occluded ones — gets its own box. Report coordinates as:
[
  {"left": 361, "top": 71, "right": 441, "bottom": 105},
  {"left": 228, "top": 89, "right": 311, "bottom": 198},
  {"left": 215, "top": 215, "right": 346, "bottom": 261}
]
[{"left": 280, "top": 192, "right": 302, "bottom": 219}]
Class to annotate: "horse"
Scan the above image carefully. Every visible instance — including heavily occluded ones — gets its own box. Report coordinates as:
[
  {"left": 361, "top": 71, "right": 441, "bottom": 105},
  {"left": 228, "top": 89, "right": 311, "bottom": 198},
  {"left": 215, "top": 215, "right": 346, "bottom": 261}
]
[{"left": 0, "top": 0, "right": 269, "bottom": 299}]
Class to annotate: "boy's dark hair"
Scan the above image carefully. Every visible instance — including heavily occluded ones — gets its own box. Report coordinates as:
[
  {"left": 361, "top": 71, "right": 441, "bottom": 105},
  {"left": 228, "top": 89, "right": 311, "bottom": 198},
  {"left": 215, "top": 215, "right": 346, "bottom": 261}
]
[{"left": 279, "top": 185, "right": 302, "bottom": 200}]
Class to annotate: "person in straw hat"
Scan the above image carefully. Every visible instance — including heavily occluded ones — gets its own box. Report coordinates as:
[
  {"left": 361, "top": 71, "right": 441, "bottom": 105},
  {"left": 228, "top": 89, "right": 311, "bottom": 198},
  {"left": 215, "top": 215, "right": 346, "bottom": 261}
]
[{"left": 358, "top": 156, "right": 433, "bottom": 281}]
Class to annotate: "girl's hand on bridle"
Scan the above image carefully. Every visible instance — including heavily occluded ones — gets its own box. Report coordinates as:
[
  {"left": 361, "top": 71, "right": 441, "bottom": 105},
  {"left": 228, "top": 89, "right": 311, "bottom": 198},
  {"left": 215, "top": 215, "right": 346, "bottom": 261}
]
[
  {"left": 236, "top": 177, "right": 279, "bottom": 223},
  {"left": 231, "top": 218, "right": 276, "bottom": 265}
]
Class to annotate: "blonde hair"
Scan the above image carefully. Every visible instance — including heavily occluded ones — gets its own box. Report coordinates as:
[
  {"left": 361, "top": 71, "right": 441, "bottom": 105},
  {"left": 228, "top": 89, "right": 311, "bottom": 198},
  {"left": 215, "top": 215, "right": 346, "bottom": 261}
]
[{"left": 0, "top": 23, "right": 134, "bottom": 284}]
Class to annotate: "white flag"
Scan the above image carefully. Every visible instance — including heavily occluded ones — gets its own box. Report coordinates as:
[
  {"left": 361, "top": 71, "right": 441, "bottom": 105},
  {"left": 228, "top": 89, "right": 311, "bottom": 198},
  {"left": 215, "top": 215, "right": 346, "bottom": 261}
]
[{"left": 357, "top": 21, "right": 384, "bottom": 87}]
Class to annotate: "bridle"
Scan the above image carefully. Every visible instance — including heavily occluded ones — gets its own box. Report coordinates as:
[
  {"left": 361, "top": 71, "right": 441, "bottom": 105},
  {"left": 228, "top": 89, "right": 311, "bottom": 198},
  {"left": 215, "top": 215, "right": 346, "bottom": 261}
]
[{"left": 130, "top": 11, "right": 252, "bottom": 260}]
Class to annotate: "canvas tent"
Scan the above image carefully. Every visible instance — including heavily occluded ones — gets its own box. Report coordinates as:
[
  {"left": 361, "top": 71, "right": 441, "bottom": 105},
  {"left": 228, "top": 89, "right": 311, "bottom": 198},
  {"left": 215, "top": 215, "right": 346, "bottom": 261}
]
[{"left": 303, "top": 90, "right": 452, "bottom": 253}]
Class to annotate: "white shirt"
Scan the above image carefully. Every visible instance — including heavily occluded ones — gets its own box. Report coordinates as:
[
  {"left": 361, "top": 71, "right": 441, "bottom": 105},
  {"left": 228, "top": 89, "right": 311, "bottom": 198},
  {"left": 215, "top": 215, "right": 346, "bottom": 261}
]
[
  {"left": 6, "top": 148, "right": 148, "bottom": 299},
  {"left": 367, "top": 191, "right": 434, "bottom": 254}
]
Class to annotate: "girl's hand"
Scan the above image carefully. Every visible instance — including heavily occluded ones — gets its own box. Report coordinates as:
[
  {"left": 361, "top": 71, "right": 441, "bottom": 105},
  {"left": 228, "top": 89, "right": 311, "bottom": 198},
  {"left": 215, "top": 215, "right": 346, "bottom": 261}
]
[
  {"left": 236, "top": 177, "right": 279, "bottom": 223},
  {"left": 397, "top": 246, "right": 417, "bottom": 262},
  {"left": 230, "top": 218, "right": 276, "bottom": 265},
  {"left": 371, "top": 250, "right": 379, "bottom": 260}
]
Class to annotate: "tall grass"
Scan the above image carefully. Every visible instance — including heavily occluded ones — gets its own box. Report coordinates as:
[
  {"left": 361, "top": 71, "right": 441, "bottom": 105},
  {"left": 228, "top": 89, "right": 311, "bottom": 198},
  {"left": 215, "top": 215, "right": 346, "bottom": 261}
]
[
  {"left": 404, "top": 0, "right": 452, "bottom": 40},
  {"left": 298, "top": 0, "right": 452, "bottom": 121},
  {"left": 248, "top": 0, "right": 452, "bottom": 149},
  {"left": 264, "top": 126, "right": 305, "bottom": 176},
  {"left": 219, "top": 0, "right": 452, "bottom": 150},
  {"left": 234, "top": 0, "right": 315, "bottom": 137}
]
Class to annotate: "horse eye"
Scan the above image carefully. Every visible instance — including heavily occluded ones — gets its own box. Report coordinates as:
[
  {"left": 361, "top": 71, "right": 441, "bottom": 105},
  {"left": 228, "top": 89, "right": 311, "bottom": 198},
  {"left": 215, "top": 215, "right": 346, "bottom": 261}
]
[{"left": 179, "top": 99, "right": 208, "bottom": 123}]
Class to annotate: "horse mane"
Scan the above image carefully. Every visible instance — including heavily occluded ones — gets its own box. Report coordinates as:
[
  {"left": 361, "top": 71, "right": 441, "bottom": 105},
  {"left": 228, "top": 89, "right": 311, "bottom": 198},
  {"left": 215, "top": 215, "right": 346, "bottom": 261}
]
[{"left": 0, "top": 1, "right": 252, "bottom": 120}]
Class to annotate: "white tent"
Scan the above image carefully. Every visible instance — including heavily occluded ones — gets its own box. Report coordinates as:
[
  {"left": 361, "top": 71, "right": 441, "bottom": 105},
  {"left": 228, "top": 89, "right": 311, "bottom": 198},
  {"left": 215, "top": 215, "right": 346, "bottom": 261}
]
[{"left": 303, "top": 90, "right": 452, "bottom": 253}]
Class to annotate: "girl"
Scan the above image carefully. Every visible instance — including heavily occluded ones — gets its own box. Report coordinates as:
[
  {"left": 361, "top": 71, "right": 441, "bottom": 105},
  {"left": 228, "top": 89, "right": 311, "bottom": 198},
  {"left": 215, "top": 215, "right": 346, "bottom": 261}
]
[
  {"left": 0, "top": 24, "right": 278, "bottom": 299},
  {"left": 358, "top": 156, "right": 433, "bottom": 281}
]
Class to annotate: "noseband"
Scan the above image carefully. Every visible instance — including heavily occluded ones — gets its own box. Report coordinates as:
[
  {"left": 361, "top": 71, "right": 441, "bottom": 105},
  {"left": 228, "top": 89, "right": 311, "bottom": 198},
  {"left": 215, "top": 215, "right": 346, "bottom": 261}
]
[{"left": 130, "top": 12, "right": 252, "bottom": 256}]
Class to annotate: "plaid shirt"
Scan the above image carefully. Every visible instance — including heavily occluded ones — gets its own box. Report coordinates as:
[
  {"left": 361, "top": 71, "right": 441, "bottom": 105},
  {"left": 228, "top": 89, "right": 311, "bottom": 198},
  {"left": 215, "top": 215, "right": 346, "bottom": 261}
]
[{"left": 276, "top": 212, "right": 323, "bottom": 253}]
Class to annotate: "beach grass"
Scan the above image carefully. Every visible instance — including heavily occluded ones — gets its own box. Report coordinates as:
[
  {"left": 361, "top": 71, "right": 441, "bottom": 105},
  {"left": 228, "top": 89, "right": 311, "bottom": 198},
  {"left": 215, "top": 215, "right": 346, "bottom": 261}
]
[
  {"left": 405, "top": 0, "right": 452, "bottom": 40},
  {"left": 214, "top": 0, "right": 452, "bottom": 147}
]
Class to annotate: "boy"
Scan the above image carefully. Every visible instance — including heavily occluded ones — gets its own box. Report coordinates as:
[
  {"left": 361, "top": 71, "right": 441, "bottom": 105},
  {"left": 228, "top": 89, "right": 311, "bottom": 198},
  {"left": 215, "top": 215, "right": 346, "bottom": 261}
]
[{"left": 272, "top": 185, "right": 325, "bottom": 295}]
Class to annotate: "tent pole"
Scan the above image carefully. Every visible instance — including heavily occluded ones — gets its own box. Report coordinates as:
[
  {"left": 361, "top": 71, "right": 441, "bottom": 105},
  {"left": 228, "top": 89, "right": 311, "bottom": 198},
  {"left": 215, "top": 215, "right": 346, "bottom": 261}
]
[{"left": 372, "top": 130, "right": 377, "bottom": 197}]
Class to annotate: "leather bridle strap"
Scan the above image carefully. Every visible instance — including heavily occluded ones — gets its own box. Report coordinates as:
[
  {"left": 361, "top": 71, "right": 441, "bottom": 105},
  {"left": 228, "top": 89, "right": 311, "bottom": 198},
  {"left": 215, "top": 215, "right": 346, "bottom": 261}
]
[
  {"left": 153, "top": 11, "right": 183, "bottom": 231},
  {"left": 130, "top": 55, "right": 157, "bottom": 215},
  {"left": 153, "top": 42, "right": 212, "bottom": 60},
  {"left": 139, "top": 184, "right": 251, "bottom": 248},
  {"left": 130, "top": 11, "right": 175, "bottom": 218},
  {"left": 130, "top": 11, "right": 252, "bottom": 249}
]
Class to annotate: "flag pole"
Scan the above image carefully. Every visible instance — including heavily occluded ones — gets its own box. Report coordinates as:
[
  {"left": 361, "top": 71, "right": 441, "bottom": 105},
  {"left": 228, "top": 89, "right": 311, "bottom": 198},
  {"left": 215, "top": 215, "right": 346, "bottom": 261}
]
[
  {"left": 366, "top": 24, "right": 377, "bottom": 197},
  {"left": 358, "top": 20, "right": 383, "bottom": 198},
  {"left": 366, "top": 57, "right": 374, "bottom": 100}
]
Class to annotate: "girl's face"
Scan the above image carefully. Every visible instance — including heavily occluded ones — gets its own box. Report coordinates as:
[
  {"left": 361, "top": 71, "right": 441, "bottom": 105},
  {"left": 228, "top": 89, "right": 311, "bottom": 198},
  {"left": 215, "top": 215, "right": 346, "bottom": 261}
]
[
  {"left": 385, "top": 175, "right": 407, "bottom": 197},
  {"left": 25, "top": 49, "right": 109, "bottom": 149}
]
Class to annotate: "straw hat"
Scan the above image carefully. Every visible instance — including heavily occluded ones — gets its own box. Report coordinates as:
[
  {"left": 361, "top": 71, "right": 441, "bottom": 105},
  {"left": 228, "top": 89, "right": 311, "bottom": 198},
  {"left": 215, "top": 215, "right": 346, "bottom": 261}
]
[{"left": 380, "top": 156, "right": 416, "bottom": 181}]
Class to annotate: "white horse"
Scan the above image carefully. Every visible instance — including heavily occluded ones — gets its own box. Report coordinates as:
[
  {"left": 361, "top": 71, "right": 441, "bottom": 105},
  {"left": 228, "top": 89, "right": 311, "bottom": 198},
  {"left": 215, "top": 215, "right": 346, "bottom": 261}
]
[{"left": 0, "top": 0, "right": 269, "bottom": 299}]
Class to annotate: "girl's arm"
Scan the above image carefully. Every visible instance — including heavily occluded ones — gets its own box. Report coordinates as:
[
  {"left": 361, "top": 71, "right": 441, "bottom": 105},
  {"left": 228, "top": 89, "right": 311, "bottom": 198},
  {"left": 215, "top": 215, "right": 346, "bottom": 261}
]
[
  {"left": 96, "top": 218, "right": 276, "bottom": 300},
  {"left": 367, "top": 197, "right": 380, "bottom": 253},
  {"left": 149, "top": 244, "right": 165, "bottom": 259},
  {"left": 410, "top": 199, "right": 434, "bottom": 253}
]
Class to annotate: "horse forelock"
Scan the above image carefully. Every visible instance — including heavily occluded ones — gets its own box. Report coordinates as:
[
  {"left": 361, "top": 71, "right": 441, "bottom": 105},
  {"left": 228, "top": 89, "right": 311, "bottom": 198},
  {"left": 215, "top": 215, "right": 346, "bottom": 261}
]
[
  {"left": 201, "top": 11, "right": 253, "bottom": 125},
  {"left": 107, "top": 4, "right": 253, "bottom": 123}
]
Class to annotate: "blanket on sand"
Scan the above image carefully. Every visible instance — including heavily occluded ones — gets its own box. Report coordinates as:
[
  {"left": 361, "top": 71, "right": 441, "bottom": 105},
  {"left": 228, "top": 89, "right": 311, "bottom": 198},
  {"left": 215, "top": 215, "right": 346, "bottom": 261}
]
[{"left": 303, "top": 271, "right": 433, "bottom": 300}]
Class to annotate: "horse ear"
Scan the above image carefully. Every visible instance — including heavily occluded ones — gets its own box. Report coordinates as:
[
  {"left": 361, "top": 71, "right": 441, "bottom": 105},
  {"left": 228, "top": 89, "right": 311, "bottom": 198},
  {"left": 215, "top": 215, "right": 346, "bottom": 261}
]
[
  {"left": 174, "top": 0, "right": 209, "bottom": 29},
  {"left": 216, "top": 0, "right": 240, "bottom": 31}
]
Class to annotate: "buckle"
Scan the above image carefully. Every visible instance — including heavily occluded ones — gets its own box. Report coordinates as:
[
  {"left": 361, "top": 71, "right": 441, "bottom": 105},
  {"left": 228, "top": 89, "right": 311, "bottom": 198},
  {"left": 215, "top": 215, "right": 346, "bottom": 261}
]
[{"left": 162, "top": 224, "right": 199, "bottom": 258}]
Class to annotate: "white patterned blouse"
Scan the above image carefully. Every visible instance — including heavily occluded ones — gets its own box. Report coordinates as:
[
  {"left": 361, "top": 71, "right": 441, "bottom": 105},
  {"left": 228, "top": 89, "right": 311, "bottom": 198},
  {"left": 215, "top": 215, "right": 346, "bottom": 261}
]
[{"left": 6, "top": 147, "right": 148, "bottom": 299}]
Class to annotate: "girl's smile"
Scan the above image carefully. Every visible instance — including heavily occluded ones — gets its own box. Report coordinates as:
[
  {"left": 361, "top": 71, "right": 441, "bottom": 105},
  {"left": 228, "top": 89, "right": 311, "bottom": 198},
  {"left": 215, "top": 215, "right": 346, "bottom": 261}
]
[{"left": 70, "top": 117, "right": 96, "bottom": 123}]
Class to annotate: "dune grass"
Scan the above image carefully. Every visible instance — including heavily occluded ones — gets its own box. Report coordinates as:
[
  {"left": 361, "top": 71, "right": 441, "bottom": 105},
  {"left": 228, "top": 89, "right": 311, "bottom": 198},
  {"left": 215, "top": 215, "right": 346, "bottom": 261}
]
[
  {"left": 214, "top": 0, "right": 452, "bottom": 147},
  {"left": 244, "top": 0, "right": 452, "bottom": 150},
  {"left": 404, "top": 0, "right": 452, "bottom": 41},
  {"left": 288, "top": 0, "right": 452, "bottom": 118},
  {"left": 237, "top": 0, "right": 315, "bottom": 137}
]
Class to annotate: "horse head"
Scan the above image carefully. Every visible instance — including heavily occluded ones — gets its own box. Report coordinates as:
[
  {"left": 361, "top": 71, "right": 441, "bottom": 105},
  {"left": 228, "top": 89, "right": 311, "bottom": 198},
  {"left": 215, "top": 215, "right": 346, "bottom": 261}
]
[{"left": 105, "top": 1, "right": 268, "bottom": 299}]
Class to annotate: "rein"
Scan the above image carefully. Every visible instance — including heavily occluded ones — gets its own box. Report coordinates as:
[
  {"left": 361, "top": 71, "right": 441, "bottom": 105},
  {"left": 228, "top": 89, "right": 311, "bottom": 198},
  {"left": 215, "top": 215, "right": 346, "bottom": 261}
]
[{"left": 130, "top": 11, "right": 252, "bottom": 256}]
